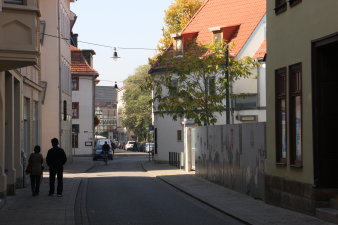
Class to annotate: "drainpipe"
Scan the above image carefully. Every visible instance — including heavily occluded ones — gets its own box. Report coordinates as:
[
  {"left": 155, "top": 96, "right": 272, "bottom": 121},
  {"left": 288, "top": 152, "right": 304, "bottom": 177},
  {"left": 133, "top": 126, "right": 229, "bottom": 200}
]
[
  {"left": 58, "top": 0, "right": 62, "bottom": 144},
  {"left": 256, "top": 59, "right": 261, "bottom": 108}
]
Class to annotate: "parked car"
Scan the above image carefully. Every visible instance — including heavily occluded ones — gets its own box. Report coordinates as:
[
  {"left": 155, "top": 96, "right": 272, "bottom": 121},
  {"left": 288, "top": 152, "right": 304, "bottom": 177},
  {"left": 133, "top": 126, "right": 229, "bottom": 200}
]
[
  {"left": 145, "top": 143, "right": 155, "bottom": 153},
  {"left": 125, "top": 141, "right": 136, "bottom": 151},
  {"left": 93, "top": 139, "right": 113, "bottom": 160}
]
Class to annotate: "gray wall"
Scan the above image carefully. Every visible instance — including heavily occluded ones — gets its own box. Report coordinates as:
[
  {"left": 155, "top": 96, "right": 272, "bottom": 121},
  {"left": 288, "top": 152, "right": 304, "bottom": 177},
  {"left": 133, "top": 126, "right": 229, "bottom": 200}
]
[{"left": 194, "top": 123, "right": 266, "bottom": 199}]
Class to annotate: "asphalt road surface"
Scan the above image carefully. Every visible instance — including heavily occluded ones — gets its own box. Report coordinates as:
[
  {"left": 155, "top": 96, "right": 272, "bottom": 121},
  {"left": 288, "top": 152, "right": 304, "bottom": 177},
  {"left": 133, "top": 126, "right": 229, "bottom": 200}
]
[{"left": 81, "top": 150, "right": 245, "bottom": 225}]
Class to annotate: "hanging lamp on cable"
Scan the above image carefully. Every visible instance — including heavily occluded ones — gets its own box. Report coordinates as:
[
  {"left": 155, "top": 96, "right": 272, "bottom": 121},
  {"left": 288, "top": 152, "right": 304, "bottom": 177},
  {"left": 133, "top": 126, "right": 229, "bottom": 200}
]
[{"left": 111, "top": 47, "right": 120, "bottom": 61}]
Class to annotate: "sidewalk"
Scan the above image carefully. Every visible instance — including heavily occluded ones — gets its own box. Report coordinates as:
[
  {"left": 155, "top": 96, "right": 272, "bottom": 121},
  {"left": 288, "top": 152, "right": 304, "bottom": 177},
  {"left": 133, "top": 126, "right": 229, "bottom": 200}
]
[
  {"left": 142, "top": 160, "right": 335, "bottom": 225},
  {"left": 0, "top": 156, "right": 93, "bottom": 225}
]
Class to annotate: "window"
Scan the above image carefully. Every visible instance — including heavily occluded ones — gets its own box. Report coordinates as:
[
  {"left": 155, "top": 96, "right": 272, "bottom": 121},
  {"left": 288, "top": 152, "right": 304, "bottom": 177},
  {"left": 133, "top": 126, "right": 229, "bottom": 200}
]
[
  {"left": 72, "top": 77, "right": 79, "bottom": 90},
  {"left": 177, "top": 130, "right": 182, "bottom": 142},
  {"left": 72, "top": 102, "right": 79, "bottom": 118},
  {"left": 72, "top": 124, "right": 79, "bottom": 148},
  {"left": 213, "top": 32, "right": 222, "bottom": 43},
  {"left": 275, "top": 67, "right": 287, "bottom": 164},
  {"left": 208, "top": 77, "right": 216, "bottom": 95},
  {"left": 174, "top": 38, "right": 183, "bottom": 56},
  {"left": 275, "top": 0, "right": 287, "bottom": 14},
  {"left": 169, "top": 78, "right": 178, "bottom": 96},
  {"left": 40, "top": 20, "right": 46, "bottom": 44},
  {"left": 4, "top": 0, "right": 23, "bottom": 4},
  {"left": 289, "top": 63, "right": 302, "bottom": 166},
  {"left": 289, "top": 0, "right": 302, "bottom": 7},
  {"left": 63, "top": 100, "right": 67, "bottom": 121},
  {"left": 233, "top": 94, "right": 258, "bottom": 110}
]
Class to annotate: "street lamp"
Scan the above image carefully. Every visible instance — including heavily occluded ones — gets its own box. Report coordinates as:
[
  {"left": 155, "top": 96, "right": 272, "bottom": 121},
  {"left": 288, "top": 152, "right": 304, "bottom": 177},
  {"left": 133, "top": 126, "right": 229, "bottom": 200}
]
[
  {"left": 111, "top": 47, "right": 120, "bottom": 61},
  {"left": 225, "top": 44, "right": 230, "bottom": 124}
]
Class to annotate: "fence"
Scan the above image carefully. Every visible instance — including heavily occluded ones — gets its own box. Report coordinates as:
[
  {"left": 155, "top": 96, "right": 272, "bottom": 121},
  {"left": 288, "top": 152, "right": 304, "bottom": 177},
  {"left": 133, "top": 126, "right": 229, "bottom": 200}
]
[
  {"left": 194, "top": 123, "right": 266, "bottom": 199},
  {"left": 169, "top": 152, "right": 181, "bottom": 168}
]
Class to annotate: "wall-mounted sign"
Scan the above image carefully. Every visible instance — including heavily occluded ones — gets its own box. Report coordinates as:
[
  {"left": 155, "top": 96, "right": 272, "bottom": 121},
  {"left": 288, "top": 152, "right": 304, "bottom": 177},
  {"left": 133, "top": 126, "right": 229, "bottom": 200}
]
[
  {"left": 85, "top": 141, "right": 92, "bottom": 146},
  {"left": 239, "top": 115, "right": 258, "bottom": 122}
]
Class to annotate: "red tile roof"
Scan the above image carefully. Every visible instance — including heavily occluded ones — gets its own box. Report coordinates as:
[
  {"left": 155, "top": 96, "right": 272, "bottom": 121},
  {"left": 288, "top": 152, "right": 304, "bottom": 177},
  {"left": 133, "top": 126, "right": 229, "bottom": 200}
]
[
  {"left": 71, "top": 45, "right": 99, "bottom": 76},
  {"left": 181, "top": 0, "right": 266, "bottom": 57},
  {"left": 253, "top": 39, "right": 266, "bottom": 59}
]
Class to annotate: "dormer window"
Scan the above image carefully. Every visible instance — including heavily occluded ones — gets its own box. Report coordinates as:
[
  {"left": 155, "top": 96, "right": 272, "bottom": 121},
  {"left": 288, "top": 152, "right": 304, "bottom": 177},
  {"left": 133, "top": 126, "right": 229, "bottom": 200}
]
[
  {"left": 209, "top": 25, "right": 240, "bottom": 43},
  {"left": 171, "top": 33, "right": 183, "bottom": 55},
  {"left": 209, "top": 27, "right": 223, "bottom": 43},
  {"left": 175, "top": 38, "right": 183, "bottom": 52},
  {"left": 214, "top": 32, "right": 222, "bottom": 43}
]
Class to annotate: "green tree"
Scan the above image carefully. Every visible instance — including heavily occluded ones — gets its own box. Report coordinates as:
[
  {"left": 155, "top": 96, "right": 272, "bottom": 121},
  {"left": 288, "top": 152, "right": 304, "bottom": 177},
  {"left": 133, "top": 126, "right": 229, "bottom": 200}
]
[
  {"left": 122, "top": 65, "right": 152, "bottom": 141},
  {"left": 147, "top": 41, "right": 259, "bottom": 126},
  {"left": 158, "top": 0, "right": 203, "bottom": 51}
]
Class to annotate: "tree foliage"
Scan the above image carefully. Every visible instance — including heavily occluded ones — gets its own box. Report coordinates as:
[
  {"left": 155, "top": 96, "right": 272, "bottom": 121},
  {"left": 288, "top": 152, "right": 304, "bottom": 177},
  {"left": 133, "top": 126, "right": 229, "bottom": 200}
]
[
  {"left": 146, "top": 41, "right": 259, "bottom": 126},
  {"left": 158, "top": 0, "right": 203, "bottom": 51},
  {"left": 122, "top": 65, "right": 152, "bottom": 141}
]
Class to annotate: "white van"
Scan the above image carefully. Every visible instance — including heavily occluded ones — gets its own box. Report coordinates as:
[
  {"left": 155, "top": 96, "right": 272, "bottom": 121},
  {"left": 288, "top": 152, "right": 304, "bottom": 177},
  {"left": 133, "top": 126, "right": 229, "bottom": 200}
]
[{"left": 93, "top": 139, "right": 113, "bottom": 160}]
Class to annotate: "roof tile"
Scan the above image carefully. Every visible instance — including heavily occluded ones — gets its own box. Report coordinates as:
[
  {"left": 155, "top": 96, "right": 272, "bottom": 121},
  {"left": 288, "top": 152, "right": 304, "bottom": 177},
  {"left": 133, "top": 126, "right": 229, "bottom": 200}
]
[
  {"left": 182, "top": 0, "right": 266, "bottom": 57},
  {"left": 71, "top": 46, "right": 99, "bottom": 75}
]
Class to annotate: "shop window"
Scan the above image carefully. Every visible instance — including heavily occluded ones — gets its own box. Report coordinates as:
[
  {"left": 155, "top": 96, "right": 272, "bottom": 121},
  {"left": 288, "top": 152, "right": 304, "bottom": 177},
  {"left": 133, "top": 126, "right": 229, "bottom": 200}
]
[
  {"left": 289, "top": 63, "right": 302, "bottom": 166},
  {"left": 275, "top": 67, "right": 287, "bottom": 164}
]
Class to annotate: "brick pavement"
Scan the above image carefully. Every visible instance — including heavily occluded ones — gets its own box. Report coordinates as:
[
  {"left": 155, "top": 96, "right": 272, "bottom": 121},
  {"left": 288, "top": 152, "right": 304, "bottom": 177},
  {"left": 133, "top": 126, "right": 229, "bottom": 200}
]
[{"left": 0, "top": 156, "right": 93, "bottom": 225}]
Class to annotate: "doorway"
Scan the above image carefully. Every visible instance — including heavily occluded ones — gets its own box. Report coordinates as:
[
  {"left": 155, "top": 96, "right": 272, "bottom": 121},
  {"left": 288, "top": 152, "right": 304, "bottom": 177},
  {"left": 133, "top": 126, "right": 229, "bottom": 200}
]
[{"left": 313, "top": 33, "right": 338, "bottom": 188}]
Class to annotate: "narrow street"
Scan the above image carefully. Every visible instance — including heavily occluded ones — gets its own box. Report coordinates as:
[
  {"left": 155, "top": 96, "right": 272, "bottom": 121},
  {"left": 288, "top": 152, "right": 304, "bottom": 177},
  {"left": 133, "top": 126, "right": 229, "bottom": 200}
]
[{"left": 78, "top": 150, "right": 244, "bottom": 225}]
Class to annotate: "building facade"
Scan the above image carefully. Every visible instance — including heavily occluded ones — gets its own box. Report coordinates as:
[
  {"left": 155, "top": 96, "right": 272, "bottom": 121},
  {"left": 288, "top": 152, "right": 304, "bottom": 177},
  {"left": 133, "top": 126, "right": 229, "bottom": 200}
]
[
  {"left": 0, "top": 0, "right": 41, "bottom": 201},
  {"left": 116, "top": 87, "right": 128, "bottom": 146},
  {"left": 266, "top": 0, "right": 338, "bottom": 215},
  {"left": 95, "top": 86, "right": 118, "bottom": 140},
  {"left": 71, "top": 45, "right": 99, "bottom": 156},
  {"left": 150, "top": 0, "right": 266, "bottom": 163},
  {"left": 40, "top": 0, "right": 74, "bottom": 159}
]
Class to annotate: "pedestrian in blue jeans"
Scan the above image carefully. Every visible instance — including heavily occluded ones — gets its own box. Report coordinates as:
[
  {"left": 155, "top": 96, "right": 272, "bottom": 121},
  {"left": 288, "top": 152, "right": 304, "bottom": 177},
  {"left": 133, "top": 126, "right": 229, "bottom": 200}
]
[{"left": 46, "top": 138, "right": 67, "bottom": 197}]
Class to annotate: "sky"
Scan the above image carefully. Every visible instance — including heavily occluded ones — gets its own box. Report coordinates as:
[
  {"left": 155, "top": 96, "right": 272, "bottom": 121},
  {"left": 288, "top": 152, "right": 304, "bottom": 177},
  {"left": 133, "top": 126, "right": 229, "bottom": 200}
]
[{"left": 71, "top": 0, "right": 173, "bottom": 87}]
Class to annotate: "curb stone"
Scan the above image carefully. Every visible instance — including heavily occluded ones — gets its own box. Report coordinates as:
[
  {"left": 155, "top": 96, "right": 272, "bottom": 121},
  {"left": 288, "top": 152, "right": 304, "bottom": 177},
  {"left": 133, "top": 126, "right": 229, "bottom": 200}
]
[{"left": 141, "top": 161, "right": 253, "bottom": 225}]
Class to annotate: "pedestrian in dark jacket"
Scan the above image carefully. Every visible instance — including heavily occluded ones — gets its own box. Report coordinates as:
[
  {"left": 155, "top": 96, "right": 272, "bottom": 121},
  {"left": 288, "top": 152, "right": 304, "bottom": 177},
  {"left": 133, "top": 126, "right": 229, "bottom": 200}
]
[
  {"left": 46, "top": 138, "right": 67, "bottom": 197},
  {"left": 28, "top": 145, "right": 43, "bottom": 196}
]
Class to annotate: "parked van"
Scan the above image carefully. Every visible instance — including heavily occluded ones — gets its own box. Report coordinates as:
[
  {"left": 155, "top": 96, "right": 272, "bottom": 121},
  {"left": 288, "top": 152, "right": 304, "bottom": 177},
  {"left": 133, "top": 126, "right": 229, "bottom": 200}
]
[{"left": 93, "top": 139, "right": 113, "bottom": 160}]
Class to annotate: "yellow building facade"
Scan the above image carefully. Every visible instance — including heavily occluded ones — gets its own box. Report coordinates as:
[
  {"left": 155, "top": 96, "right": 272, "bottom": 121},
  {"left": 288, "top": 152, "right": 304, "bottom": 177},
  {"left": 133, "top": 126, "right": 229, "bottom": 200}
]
[{"left": 266, "top": 0, "right": 338, "bottom": 215}]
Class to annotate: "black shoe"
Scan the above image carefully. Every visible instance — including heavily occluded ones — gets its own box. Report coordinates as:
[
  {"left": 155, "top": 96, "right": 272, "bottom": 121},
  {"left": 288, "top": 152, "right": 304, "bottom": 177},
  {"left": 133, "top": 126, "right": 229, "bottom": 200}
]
[
  {"left": 48, "top": 193, "right": 54, "bottom": 196},
  {"left": 57, "top": 194, "right": 62, "bottom": 197}
]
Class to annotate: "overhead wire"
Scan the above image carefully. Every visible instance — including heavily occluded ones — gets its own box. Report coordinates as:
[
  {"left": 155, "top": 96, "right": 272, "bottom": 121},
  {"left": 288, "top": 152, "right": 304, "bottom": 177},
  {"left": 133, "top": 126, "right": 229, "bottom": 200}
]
[{"left": 42, "top": 33, "right": 157, "bottom": 50}]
